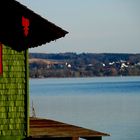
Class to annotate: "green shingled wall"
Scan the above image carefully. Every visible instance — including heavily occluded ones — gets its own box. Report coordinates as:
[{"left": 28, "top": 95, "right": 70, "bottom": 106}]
[{"left": 0, "top": 45, "right": 28, "bottom": 140}]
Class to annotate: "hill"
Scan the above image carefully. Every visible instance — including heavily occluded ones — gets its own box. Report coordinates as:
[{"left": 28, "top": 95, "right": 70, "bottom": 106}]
[{"left": 29, "top": 53, "right": 140, "bottom": 78}]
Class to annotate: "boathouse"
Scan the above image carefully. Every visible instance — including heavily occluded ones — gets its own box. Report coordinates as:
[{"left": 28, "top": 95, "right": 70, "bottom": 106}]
[
  {"left": 0, "top": 0, "right": 67, "bottom": 140},
  {"left": 0, "top": 0, "right": 109, "bottom": 140}
]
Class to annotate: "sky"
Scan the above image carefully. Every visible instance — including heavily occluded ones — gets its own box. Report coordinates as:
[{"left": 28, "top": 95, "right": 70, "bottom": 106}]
[{"left": 17, "top": 0, "right": 140, "bottom": 53}]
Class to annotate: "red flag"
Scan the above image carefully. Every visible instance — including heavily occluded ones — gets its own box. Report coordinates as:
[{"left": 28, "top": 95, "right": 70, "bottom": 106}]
[{"left": 22, "top": 16, "right": 30, "bottom": 37}]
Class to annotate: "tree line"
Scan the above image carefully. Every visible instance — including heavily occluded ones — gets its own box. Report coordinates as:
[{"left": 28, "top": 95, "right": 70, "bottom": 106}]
[{"left": 29, "top": 53, "right": 140, "bottom": 78}]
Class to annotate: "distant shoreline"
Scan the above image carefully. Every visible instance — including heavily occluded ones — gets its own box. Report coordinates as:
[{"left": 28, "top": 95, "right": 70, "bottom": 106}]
[{"left": 29, "top": 53, "right": 140, "bottom": 78}]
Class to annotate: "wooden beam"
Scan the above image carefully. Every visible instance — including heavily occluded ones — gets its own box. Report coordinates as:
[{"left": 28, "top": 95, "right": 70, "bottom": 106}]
[
  {"left": 29, "top": 137, "right": 79, "bottom": 140},
  {"left": 72, "top": 137, "right": 79, "bottom": 140}
]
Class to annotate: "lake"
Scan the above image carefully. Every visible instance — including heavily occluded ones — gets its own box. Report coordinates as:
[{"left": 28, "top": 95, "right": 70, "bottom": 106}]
[{"left": 30, "top": 76, "right": 140, "bottom": 140}]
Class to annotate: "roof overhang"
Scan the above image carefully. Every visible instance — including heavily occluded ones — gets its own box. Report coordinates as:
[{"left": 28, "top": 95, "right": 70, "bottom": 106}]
[{"left": 0, "top": 0, "right": 68, "bottom": 51}]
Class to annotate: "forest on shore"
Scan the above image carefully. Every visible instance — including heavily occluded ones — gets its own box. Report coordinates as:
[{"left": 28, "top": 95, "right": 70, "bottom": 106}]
[{"left": 29, "top": 53, "right": 140, "bottom": 78}]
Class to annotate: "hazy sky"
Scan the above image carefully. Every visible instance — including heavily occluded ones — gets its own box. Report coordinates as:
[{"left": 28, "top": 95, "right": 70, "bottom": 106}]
[{"left": 17, "top": 0, "right": 140, "bottom": 53}]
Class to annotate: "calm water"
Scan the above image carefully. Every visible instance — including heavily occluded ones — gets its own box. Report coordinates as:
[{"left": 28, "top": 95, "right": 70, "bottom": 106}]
[{"left": 30, "top": 76, "right": 140, "bottom": 140}]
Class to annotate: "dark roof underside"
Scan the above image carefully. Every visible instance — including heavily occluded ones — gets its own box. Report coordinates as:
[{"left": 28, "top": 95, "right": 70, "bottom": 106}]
[{"left": 0, "top": 0, "right": 68, "bottom": 51}]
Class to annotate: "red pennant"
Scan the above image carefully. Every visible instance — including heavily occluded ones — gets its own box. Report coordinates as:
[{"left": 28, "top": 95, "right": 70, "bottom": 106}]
[{"left": 22, "top": 16, "right": 30, "bottom": 37}]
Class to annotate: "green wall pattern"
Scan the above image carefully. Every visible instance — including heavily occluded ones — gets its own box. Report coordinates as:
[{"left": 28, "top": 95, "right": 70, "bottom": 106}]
[{"left": 0, "top": 45, "right": 27, "bottom": 140}]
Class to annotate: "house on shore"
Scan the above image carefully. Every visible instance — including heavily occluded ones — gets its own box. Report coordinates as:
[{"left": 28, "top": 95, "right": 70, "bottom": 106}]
[
  {"left": 0, "top": 0, "right": 109, "bottom": 140},
  {"left": 0, "top": 0, "right": 67, "bottom": 140}
]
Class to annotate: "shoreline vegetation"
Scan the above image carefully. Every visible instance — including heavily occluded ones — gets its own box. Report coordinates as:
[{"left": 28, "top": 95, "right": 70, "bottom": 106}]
[{"left": 29, "top": 52, "right": 140, "bottom": 78}]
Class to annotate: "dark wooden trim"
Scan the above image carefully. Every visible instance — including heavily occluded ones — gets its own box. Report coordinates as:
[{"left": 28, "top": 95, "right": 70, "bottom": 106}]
[{"left": 25, "top": 49, "right": 30, "bottom": 137}]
